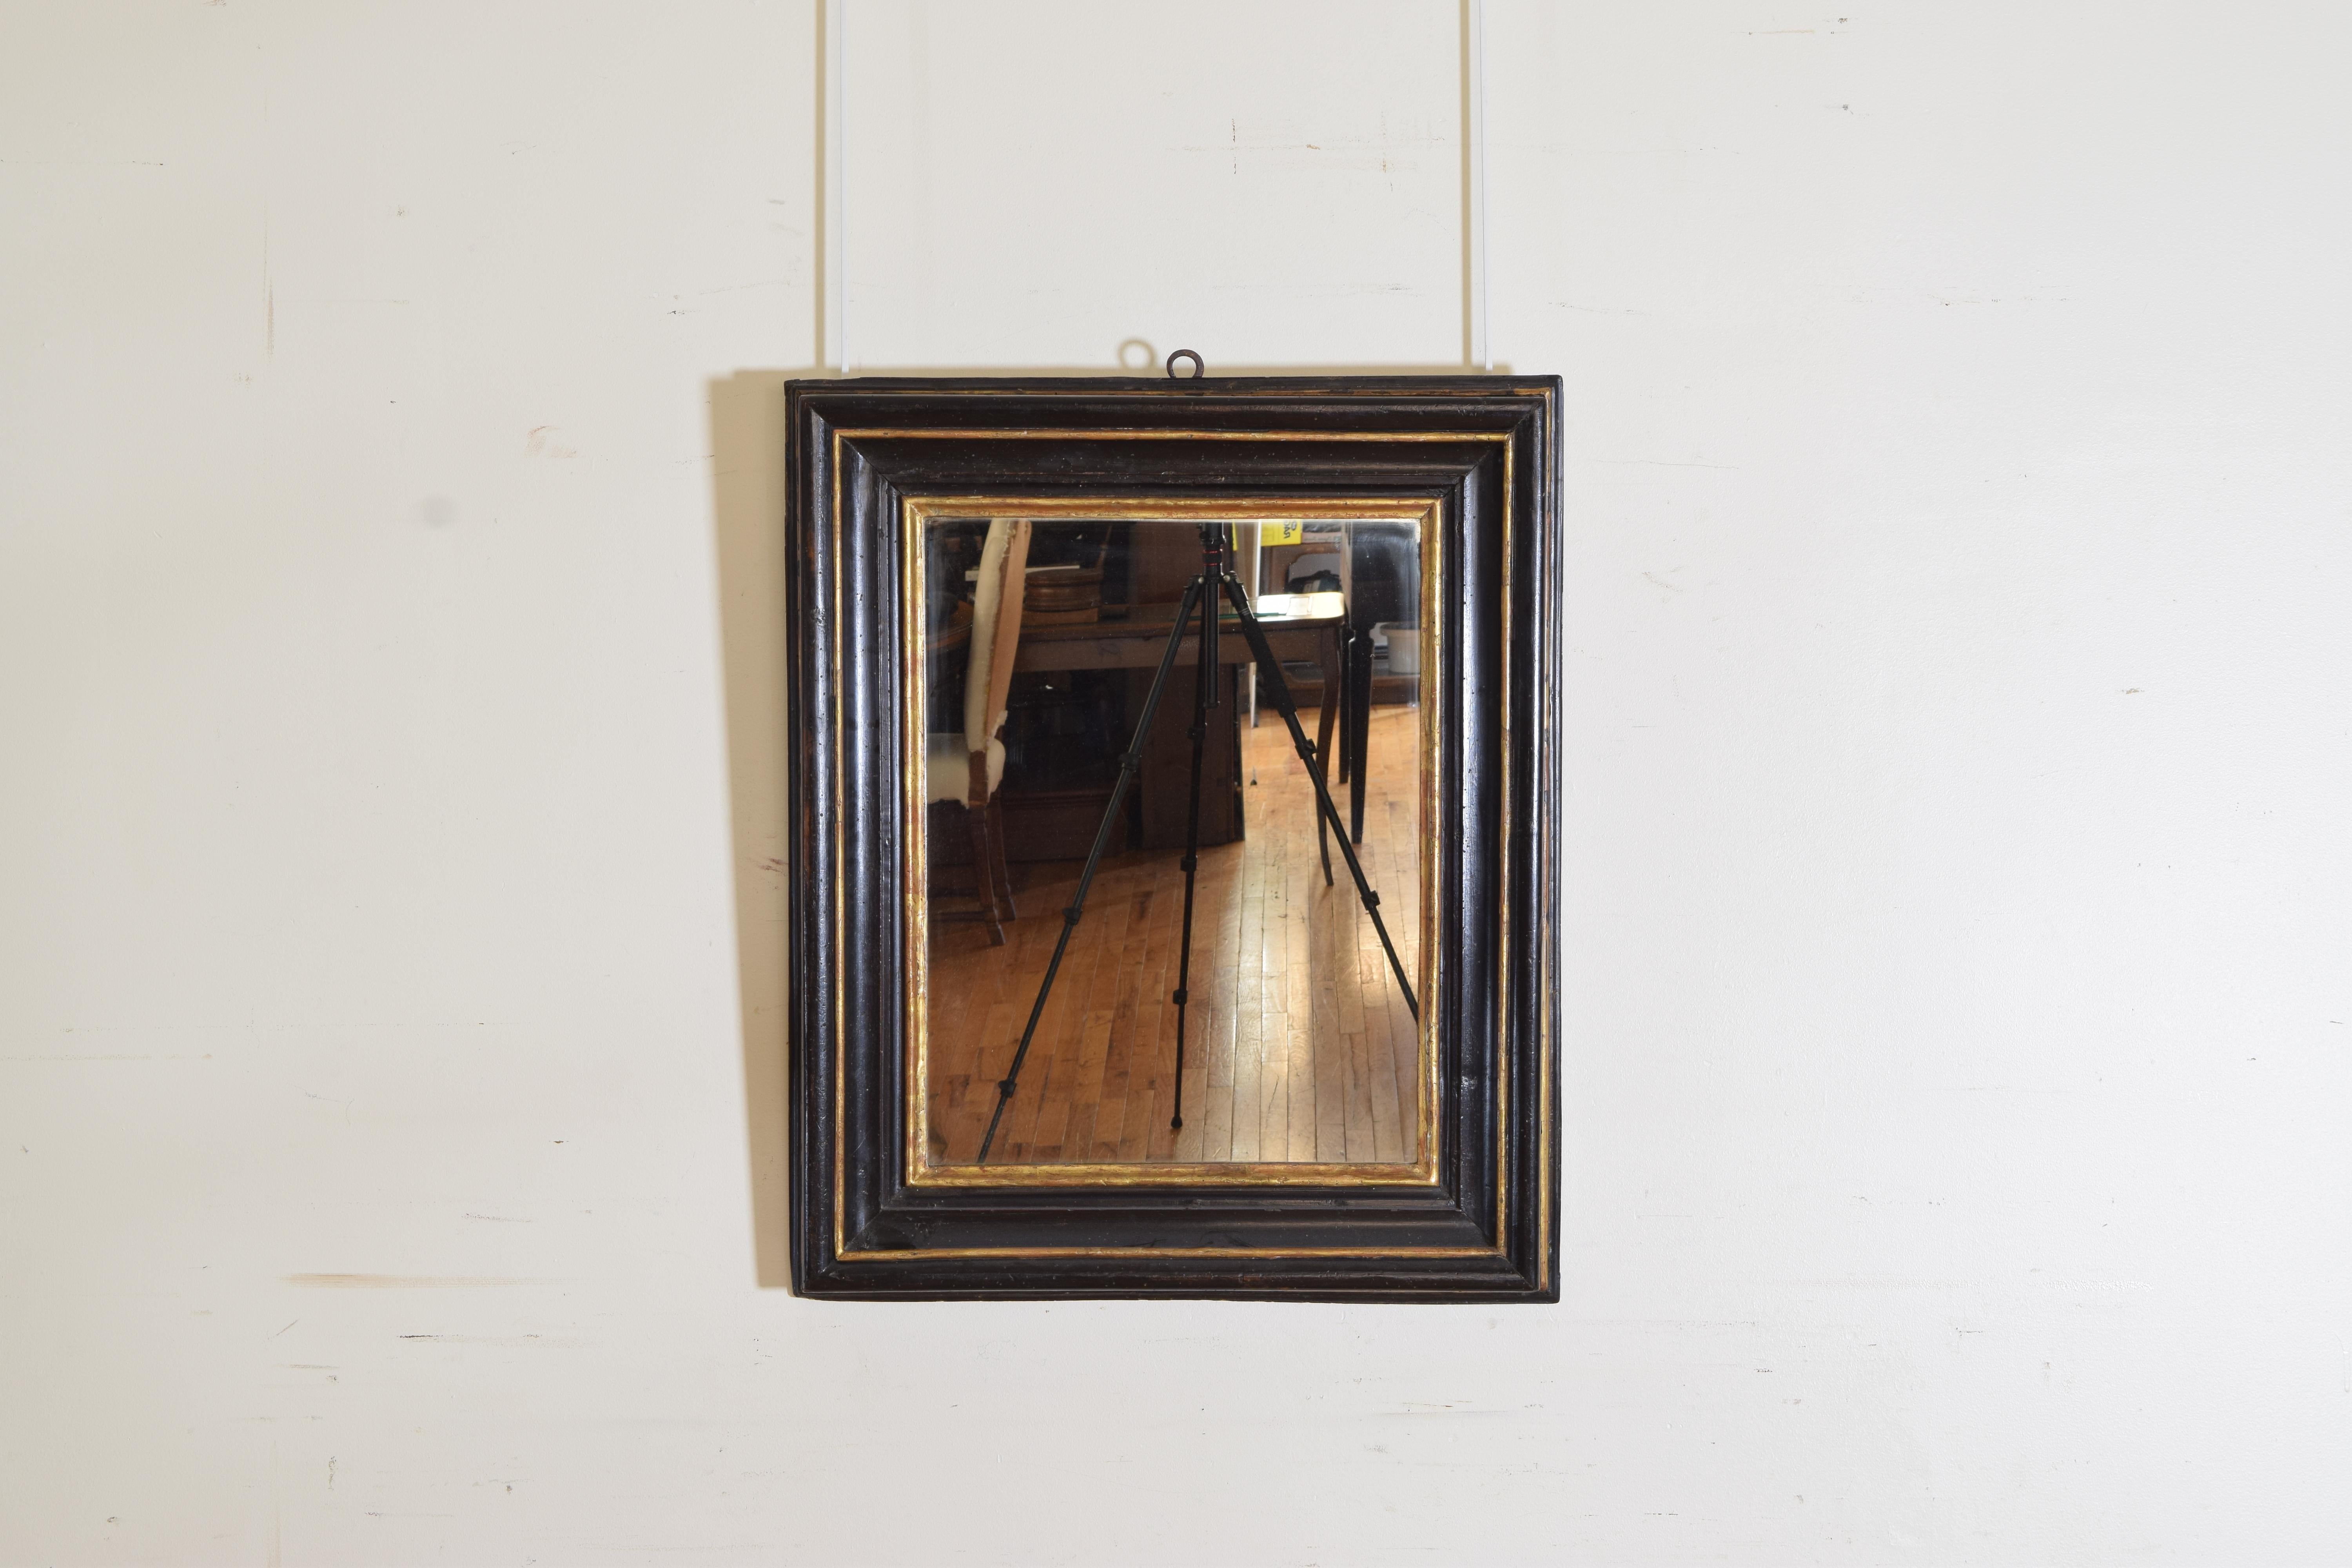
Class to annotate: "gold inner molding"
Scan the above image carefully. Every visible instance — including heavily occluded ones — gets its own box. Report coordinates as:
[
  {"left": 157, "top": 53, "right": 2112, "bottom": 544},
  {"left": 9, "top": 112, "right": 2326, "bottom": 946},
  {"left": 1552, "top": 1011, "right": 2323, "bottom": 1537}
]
[
  {"left": 816, "top": 422, "right": 1535, "bottom": 1267},
  {"left": 900, "top": 494, "right": 1443, "bottom": 1192},
  {"left": 837, "top": 427, "right": 1514, "bottom": 443},
  {"left": 834, "top": 1244, "right": 1500, "bottom": 1263}
]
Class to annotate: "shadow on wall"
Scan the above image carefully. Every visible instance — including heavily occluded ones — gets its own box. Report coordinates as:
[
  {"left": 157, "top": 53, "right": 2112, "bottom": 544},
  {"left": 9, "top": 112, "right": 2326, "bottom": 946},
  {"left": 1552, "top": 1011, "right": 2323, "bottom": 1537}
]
[
  {"left": 709, "top": 369, "right": 797, "bottom": 1290},
  {"left": 707, "top": 360, "right": 1508, "bottom": 1289}
]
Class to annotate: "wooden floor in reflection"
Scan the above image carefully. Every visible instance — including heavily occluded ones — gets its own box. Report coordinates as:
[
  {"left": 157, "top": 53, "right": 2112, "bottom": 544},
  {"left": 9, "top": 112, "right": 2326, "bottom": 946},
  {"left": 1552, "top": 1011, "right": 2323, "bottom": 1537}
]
[{"left": 924, "top": 704, "right": 1424, "bottom": 1168}]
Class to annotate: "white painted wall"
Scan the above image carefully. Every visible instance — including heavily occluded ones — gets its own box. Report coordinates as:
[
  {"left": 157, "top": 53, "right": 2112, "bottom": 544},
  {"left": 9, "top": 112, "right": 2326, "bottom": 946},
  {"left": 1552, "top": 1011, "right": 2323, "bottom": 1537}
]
[{"left": 4, "top": 2, "right": 2347, "bottom": 1562}]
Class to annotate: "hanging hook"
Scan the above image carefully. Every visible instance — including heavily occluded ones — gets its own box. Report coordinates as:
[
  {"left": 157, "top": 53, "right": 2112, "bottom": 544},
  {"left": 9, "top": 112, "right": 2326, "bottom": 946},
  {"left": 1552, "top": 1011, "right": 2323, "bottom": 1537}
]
[{"left": 1165, "top": 349, "right": 1205, "bottom": 379}]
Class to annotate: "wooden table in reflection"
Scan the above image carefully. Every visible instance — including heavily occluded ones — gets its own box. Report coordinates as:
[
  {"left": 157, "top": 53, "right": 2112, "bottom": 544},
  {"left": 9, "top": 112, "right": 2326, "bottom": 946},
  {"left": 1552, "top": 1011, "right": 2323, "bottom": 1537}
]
[
  {"left": 1022, "top": 592, "right": 1345, "bottom": 851},
  {"left": 938, "top": 593, "right": 1345, "bottom": 853}
]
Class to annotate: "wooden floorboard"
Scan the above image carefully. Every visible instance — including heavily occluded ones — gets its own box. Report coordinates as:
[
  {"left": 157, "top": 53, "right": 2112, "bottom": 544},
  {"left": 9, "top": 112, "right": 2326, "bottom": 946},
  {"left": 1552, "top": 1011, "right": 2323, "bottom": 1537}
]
[{"left": 926, "top": 705, "right": 1424, "bottom": 1167}]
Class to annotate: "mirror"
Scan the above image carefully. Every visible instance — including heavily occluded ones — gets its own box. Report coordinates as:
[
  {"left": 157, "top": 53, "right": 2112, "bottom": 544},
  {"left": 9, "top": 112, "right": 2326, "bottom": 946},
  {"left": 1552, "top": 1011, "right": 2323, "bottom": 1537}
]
[
  {"left": 911, "top": 508, "right": 1433, "bottom": 1176},
  {"left": 787, "top": 374, "right": 1560, "bottom": 1303}
]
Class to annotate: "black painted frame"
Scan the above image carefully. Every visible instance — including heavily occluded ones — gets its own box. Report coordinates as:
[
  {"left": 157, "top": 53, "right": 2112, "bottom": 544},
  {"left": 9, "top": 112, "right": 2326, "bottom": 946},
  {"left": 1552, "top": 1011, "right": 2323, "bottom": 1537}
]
[{"left": 786, "top": 376, "right": 1560, "bottom": 1301}]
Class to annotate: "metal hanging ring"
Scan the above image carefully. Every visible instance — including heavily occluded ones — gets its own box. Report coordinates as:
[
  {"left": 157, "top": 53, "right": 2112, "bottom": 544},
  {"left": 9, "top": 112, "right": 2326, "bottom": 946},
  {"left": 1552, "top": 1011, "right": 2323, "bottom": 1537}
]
[{"left": 1165, "top": 349, "right": 1205, "bottom": 379}]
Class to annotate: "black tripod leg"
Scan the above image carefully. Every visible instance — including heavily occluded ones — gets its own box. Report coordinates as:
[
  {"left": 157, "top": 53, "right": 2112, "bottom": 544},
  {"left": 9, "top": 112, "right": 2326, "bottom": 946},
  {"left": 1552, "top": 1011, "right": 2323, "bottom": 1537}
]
[
  {"left": 1217, "top": 575, "right": 1419, "bottom": 1021},
  {"left": 1317, "top": 776, "right": 1334, "bottom": 885},
  {"left": 976, "top": 579, "right": 1206, "bottom": 1163},
  {"left": 1168, "top": 593, "right": 1215, "bottom": 1134},
  {"left": 1317, "top": 797, "right": 1334, "bottom": 886}
]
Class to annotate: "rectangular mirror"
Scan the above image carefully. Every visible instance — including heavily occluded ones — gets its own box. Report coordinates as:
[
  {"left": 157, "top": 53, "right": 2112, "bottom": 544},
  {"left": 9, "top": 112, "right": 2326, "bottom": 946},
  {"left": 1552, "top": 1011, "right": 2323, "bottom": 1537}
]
[
  {"left": 913, "top": 508, "right": 1433, "bottom": 1178},
  {"left": 787, "top": 374, "right": 1561, "bottom": 1302}
]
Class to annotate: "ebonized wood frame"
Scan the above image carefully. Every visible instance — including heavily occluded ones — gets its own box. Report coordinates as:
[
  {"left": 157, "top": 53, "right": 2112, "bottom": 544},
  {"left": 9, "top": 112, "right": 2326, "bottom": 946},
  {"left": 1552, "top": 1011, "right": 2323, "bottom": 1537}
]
[{"left": 786, "top": 376, "right": 1561, "bottom": 1302}]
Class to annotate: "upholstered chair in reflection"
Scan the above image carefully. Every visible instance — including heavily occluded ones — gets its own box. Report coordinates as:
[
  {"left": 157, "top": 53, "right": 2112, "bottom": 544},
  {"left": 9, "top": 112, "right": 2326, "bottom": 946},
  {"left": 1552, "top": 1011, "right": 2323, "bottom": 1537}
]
[{"left": 928, "top": 518, "right": 1030, "bottom": 944}]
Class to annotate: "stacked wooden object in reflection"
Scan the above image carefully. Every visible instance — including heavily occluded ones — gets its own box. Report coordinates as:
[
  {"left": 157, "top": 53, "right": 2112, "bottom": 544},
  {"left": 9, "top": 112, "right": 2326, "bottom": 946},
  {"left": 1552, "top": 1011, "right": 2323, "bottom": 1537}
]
[{"left": 1018, "top": 562, "right": 1103, "bottom": 626}]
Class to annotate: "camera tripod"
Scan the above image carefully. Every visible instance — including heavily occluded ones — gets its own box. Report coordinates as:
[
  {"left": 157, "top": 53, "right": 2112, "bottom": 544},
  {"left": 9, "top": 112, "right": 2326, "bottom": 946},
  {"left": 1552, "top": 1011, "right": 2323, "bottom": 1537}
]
[{"left": 975, "top": 523, "right": 1419, "bottom": 1163}]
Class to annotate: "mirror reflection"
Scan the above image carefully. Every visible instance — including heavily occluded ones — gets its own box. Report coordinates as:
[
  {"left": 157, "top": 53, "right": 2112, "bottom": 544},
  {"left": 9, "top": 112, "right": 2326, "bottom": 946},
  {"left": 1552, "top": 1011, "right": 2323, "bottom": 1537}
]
[{"left": 917, "top": 512, "right": 1428, "bottom": 1171}]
